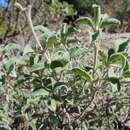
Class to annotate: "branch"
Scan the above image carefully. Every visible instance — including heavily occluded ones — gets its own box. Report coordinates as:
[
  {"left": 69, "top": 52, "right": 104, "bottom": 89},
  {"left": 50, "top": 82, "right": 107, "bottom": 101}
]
[{"left": 24, "top": 5, "right": 43, "bottom": 50}]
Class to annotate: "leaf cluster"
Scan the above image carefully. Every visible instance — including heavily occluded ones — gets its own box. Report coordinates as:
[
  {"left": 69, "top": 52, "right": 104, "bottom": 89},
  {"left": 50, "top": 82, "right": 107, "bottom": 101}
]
[{"left": 0, "top": 4, "right": 130, "bottom": 130}]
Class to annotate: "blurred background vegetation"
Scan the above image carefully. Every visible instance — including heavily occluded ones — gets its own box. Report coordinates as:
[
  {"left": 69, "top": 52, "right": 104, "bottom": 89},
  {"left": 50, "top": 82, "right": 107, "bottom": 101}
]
[{"left": 0, "top": 0, "right": 130, "bottom": 44}]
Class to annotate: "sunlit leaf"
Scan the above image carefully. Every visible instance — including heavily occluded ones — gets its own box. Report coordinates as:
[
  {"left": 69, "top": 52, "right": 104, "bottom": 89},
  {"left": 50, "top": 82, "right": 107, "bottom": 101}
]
[
  {"left": 109, "top": 53, "right": 126, "bottom": 68},
  {"left": 71, "top": 68, "right": 91, "bottom": 81},
  {"left": 93, "top": 4, "right": 101, "bottom": 26},
  {"left": 123, "top": 71, "right": 130, "bottom": 78},
  {"left": 116, "top": 39, "right": 129, "bottom": 52},
  {"left": 53, "top": 82, "right": 68, "bottom": 91},
  {"left": 91, "top": 31, "right": 100, "bottom": 42},
  {"left": 32, "top": 88, "right": 49, "bottom": 97},
  {"left": 99, "top": 50, "right": 107, "bottom": 64},
  {"left": 100, "top": 18, "right": 120, "bottom": 28},
  {"left": 30, "top": 63, "right": 44, "bottom": 72},
  {"left": 23, "top": 44, "right": 34, "bottom": 55},
  {"left": 66, "top": 26, "right": 79, "bottom": 36},
  {"left": 107, "top": 77, "right": 121, "bottom": 91},
  {"left": 4, "top": 43, "right": 21, "bottom": 51},
  {"left": 75, "top": 17, "right": 94, "bottom": 27},
  {"left": 107, "top": 48, "right": 115, "bottom": 59},
  {"left": 34, "top": 25, "right": 51, "bottom": 33},
  {"left": 0, "top": 72, "right": 5, "bottom": 85},
  {"left": 66, "top": 37, "right": 81, "bottom": 44},
  {"left": 69, "top": 45, "right": 87, "bottom": 59},
  {"left": 123, "top": 58, "right": 129, "bottom": 72},
  {"left": 50, "top": 60, "right": 68, "bottom": 69}
]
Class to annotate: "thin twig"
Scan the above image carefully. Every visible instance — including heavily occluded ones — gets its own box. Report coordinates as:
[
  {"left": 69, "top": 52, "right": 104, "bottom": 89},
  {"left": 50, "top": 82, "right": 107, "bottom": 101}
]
[
  {"left": 93, "top": 42, "right": 98, "bottom": 78},
  {"left": 24, "top": 5, "right": 43, "bottom": 50}
]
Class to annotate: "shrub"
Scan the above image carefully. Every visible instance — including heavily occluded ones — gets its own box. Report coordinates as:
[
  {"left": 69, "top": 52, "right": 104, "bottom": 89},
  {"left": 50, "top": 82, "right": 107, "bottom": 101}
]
[{"left": 0, "top": 4, "right": 130, "bottom": 130}]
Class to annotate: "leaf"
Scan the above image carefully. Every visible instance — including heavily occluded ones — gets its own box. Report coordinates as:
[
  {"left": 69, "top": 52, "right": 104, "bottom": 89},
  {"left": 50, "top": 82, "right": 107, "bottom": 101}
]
[
  {"left": 107, "top": 77, "right": 121, "bottom": 91},
  {"left": 4, "top": 58, "right": 15, "bottom": 75},
  {"left": 16, "top": 74, "right": 32, "bottom": 85},
  {"left": 23, "top": 44, "right": 34, "bottom": 55},
  {"left": 71, "top": 68, "right": 91, "bottom": 81},
  {"left": 4, "top": 58, "right": 26, "bottom": 75},
  {"left": 116, "top": 39, "right": 129, "bottom": 52},
  {"left": 100, "top": 13, "right": 109, "bottom": 23},
  {"left": 109, "top": 53, "right": 126, "bottom": 68},
  {"left": 51, "top": 50, "right": 70, "bottom": 67},
  {"left": 66, "top": 26, "right": 79, "bottom": 36},
  {"left": 30, "top": 63, "right": 44, "bottom": 72},
  {"left": 0, "top": 72, "right": 5, "bottom": 85},
  {"left": 38, "top": 33, "right": 47, "bottom": 41},
  {"left": 75, "top": 17, "right": 94, "bottom": 27},
  {"left": 50, "top": 60, "right": 68, "bottom": 69},
  {"left": 35, "top": 26, "right": 55, "bottom": 44},
  {"left": 42, "top": 78, "right": 52, "bottom": 89},
  {"left": 107, "top": 48, "right": 115, "bottom": 59},
  {"left": 98, "top": 50, "right": 107, "bottom": 64},
  {"left": 0, "top": 127, "right": 8, "bottom": 130},
  {"left": 69, "top": 45, "right": 87, "bottom": 59},
  {"left": 53, "top": 82, "right": 68, "bottom": 91},
  {"left": 34, "top": 25, "right": 51, "bottom": 33},
  {"left": 107, "top": 77, "right": 119, "bottom": 84},
  {"left": 4, "top": 43, "right": 21, "bottom": 51},
  {"left": 47, "top": 36, "right": 60, "bottom": 47},
  {"left": 123, "top": 71, "right": 130, "bottom": 78},
  {"left": 83, "top": 66, "right": 93, "bottom": 72},
  {"left": 93, "top": 4, "right": 101, "bottom": 26},
  {"left": 18, "top": 74, "right": 31, "bottom": 81},
  {"left": 32, "top": 88, "right": 49, "bottom": 97},
  {"left": 123, "top": 58, "right": 129, "bottom": 72},
  {"left": 100, "top": 18, "right": 120, "bottom": 28},
  {"left": 91, "top": 31, "right": 100, "bottom": 42},
  {"left": 66, "top": 37, "right": 81, "bottom": 44},
  {"left": 29, "top": 119, "right": 37, "bottom": 130}
]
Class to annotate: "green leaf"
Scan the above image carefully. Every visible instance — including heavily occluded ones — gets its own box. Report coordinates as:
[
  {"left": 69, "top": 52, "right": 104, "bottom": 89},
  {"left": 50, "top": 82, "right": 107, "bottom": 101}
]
[
  {"left": 42, "top": 78, "right": 52, "bottom": 89},
  {"left": 50, "top": 60, "right": 68, "bottom": 69},
  {"left": 32, "top": 88, "right": 49, "bottom": 97},
  {"left": 29, "top": 119, "right": 37, "bottom": 130},
  {"left": 107, "top": 77, "right": 119, "bottom": 84},
  {"left": 4, "top": 57, "right": 26, "bottom": 75},
  {"left": 123, "top": 58, "right": 129, "bottom": 72},
  {"left": 34, "top": 25, "right": 51, "bottom": 33},
  {"left": 91, "top": 31, "right": 100, "bottom": 42},
  {"left": 66, "top": 26, "right": 79, "bottom": 36},
  {"left": 23, "top": 44, "right": 34, "bottom": 55},
  {"left": 69, "top": 45, "right": 87, "bottom": 59},
  {"left": 123, "top": 71, "right": 130, "bottom": 78},
  {"left": 83, "top": 66, "right": 93, "bottom": 72},
  {"left": 100, "top": 13, "right": 109, "bottom": 24},
  {"left": 53, "top": 82, "right": 68, "bottom": 91},
  {"left": 51, "top": 50, "right": 70, "bottom": 67},
  {"left": 4, "top": 43, "right": 21, "bottom": 51},
  {"left": 93, "top": 4, "right": 101, "bottom": 26},
  {"left": 99, "top": 51, "right": 107, "bottom": 64},
  {"left": 15, "top": 74, "right": 32, "bottom": 85},
  {"left": 30, "top": 63, "right": 44, "bottom": 72},
  {"left": 75, "top": 17, "right": 94, "bottom": 27},
  {"left": 38, "top": 33, "right": 47, "bottom": 41},
  {"left": 71, "top": 68, "right": 91, "bottom": 81},
  {"left": 0, "top": 72, "right": 5, "bottom": 85},
  {"left": 116, "top": 39, "right": 129, "bottom": 52},
  {"left": 66, "top": 37, "right": 81, "bottom": 44},
  {"left": 109, "top": 53, "right": 126, "bottom": 68},
  {"left": 107, "top": 48, "right": 115, "bottom": 59},
  {"left": 47, "top": 36, "right": 60, "bottom": 47},
  {"left": 107, "top": 77, "right": 121, "bottom": 91},
  {"left": 4, "top": 58, "right": 14, "bottom": 71},
  {"left": 100, "top": 18, "right": 120, "bottom": 28}
]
